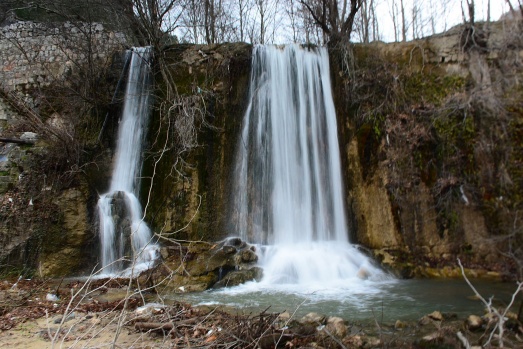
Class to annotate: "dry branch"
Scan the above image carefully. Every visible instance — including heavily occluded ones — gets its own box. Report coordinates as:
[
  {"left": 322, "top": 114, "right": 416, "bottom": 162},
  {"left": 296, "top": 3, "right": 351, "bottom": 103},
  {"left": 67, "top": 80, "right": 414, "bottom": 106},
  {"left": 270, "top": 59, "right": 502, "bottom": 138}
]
[{"left": 0, "top": 137, "right": 35, "bottom": 145}]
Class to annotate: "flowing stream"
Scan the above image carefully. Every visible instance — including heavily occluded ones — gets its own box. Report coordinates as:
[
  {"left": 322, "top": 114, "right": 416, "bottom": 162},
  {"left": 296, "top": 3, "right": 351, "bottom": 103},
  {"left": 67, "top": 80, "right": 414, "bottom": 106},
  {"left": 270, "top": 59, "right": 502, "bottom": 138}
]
[
  {"left": 97, "top": 47, "right": 158, "bottom": 276},
  {"left": 231, "top": 45, "right": 388, "bottom": 290}
]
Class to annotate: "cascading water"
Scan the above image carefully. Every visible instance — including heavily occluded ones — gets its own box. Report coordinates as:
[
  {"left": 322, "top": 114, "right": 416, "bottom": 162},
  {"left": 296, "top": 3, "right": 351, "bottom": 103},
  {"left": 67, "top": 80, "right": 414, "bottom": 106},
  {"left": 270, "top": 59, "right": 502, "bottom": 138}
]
[
  {"left": 232, "top": 45, "right": 387, "bottom": 289},
  {"left": 97, "top": 47, "right": 158, "bottom": 276}
]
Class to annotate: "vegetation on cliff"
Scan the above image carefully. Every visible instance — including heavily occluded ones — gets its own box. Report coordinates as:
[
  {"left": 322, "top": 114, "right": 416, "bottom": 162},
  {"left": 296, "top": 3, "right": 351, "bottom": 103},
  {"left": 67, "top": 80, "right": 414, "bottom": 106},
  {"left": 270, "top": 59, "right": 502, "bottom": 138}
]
[{"left": 335, "top": 18, "right": 523, "bottom": 279}]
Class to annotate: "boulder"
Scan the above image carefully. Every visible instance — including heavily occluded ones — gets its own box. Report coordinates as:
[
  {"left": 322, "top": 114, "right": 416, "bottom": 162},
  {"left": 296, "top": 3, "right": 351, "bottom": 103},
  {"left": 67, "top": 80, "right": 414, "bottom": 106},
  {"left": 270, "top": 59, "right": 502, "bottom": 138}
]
[
  {"left": 152, "top": 237, "right": 261, "bottom": 292},
  {"left": 213, "top": 267, "right": 262, "bottom": 288}
]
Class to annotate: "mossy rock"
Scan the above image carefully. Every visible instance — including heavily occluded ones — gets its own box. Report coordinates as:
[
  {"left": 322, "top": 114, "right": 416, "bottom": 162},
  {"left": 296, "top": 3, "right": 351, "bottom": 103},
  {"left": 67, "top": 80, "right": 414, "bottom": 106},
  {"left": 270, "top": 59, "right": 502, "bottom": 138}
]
[{"left": 213, "top": 267, "right": 263, "bottom": 288}]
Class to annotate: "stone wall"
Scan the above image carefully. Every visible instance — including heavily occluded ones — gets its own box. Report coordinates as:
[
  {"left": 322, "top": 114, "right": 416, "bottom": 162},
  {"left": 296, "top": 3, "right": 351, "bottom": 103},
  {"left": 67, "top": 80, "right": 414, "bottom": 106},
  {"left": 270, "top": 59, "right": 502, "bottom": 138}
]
[
  {"left": 0, "top": 20, "right": 128, "bottom": 277},
  {"left": 0, "top": 21, "right": 127, "bottom": 123}
]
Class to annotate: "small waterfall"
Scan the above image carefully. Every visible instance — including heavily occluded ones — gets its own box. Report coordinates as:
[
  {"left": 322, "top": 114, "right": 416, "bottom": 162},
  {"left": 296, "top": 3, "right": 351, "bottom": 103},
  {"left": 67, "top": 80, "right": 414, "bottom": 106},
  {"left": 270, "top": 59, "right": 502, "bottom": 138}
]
[
  {"left": 232, "top": 45, "right": 386, "bottom": 287},
  {"left": 97, "top": 47, "right": 158, "bottom": 276}
]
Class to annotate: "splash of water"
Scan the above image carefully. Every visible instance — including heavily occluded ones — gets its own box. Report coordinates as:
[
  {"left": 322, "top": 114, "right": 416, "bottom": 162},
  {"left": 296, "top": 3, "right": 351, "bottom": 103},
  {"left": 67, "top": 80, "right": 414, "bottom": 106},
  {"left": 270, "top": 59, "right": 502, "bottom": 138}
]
[
  {"left": 97, "top": 47, "right": 158, "bottom": 276},
  {"left": 231, "top": 45, "right": 388, "bottom": 288}
]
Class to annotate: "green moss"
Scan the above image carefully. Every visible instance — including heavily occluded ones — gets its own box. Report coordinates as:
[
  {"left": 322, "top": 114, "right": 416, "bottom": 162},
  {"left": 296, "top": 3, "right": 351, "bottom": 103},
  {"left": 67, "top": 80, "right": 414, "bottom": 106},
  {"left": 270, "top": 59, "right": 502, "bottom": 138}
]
[
  {"left": 141, "top": 44, "right": 252, "bottom": 243},
  {"left": 404, "top": 73, "right": 466, "bottom": 105}
]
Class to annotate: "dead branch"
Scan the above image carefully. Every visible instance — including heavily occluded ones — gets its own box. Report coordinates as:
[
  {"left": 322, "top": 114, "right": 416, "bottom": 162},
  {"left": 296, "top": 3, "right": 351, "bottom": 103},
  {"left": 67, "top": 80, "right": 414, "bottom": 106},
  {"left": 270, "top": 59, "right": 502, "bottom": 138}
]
[{"left": 0, "top": 137, "right": 35, "bottom": 145}]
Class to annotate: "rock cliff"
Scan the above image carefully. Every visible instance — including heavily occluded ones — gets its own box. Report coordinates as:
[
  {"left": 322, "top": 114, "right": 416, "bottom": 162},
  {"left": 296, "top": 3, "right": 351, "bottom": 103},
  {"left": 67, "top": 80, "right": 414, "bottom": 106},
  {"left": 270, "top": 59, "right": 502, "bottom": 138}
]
[{"left": 0, "top": 18, "right": 521, "bottom": 280}]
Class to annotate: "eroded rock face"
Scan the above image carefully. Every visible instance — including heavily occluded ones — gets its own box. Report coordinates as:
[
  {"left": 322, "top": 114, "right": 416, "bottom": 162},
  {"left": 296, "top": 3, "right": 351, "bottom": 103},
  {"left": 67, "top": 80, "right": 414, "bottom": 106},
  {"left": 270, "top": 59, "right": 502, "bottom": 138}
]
[
  {"left": 149, "top": 237, "right": 261, "bottom": 293},
  {"left": 143, "top": 43, "right": 252, "bottom": 244},
  {"left": 38, "top": 188, "right": 91, "bottom": 277},
  {"left": 333, "top": 21, "right": 522, "bottom": 278}
]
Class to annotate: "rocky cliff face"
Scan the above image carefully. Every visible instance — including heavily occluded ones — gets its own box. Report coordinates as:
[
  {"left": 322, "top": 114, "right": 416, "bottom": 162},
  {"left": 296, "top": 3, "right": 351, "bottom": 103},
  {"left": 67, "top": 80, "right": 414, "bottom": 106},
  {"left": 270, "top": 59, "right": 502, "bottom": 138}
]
[
  {"left": 333, "top": 19, "right": 523, "bottom": 278},
  {"left": 141, "top": 43, "right": 252, "bottom": 243},
  {"left": 1, "top": 18, "right": 521, "bottom": 280},
  {"left": 0, "top": 19, "right": 127, "bottom": 277}
]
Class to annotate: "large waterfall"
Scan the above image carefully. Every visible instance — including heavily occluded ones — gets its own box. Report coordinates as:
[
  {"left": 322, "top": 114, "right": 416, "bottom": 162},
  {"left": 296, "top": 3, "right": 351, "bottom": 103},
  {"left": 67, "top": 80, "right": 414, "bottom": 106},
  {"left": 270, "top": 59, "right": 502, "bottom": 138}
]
[
  {"left": 97, "top": 47, "right": 158, "bottom": 276},
  {"left": 232, "top": 45, "right": 385, "bottom": 288}
]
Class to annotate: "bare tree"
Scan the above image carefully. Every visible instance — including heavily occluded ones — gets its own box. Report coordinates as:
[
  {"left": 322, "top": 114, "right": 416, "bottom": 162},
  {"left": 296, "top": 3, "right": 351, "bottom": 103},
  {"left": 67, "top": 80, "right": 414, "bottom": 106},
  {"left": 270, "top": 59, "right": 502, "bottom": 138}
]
[
  {"left": 285, "top": 0, "right": 301, "bottom": 42},
  {"left": 389, "top": 0, "right": 400, "bottom": 41},
  {"left": 355, "top": 0, "right": 379, "bottom": 43},
  {"left": 299, "top": 0, "right": 364, "bottom": 44},
  {"left": 181, "top": 0, "right": 203, "bottom": 43},
  {"left": 400, "top": 0, "right": 407, "bottom": 41},
  {"left": 131, "top": 0, "right": 183, "bottom": 48},
  {"left": 204, "top": 0, "right": 216, "bottom": 44},
  {"left": 235, "top": 0, "right": 254, "bottom": 42},
  {"left": 254, "top": 0, "right": 271, "bottom": 44}
]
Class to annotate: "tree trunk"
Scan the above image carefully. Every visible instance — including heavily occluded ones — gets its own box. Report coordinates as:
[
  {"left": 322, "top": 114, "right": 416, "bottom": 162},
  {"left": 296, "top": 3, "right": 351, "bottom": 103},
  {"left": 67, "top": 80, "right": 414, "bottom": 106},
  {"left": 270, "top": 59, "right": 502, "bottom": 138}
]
[{"left": 400, "top": 0, "right": 406, "bottom": 42}]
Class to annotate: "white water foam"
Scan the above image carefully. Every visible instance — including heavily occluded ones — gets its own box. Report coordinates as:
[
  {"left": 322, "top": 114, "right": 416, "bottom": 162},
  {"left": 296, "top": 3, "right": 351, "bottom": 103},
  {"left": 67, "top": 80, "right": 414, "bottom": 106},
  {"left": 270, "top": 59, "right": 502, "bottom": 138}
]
[
  {"left": 97, "top": 47, "right": 158, "bottom": 276},
  {"left": 230, "top": 45, "right": 390, "bottom": 292}
]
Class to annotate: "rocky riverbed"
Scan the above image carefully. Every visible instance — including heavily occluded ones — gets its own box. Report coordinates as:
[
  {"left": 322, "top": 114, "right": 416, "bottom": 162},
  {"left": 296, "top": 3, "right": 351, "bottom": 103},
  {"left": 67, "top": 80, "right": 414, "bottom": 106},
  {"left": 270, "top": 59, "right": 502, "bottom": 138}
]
[{"left": 0, "top": 278, "right": 522, "bottom": 348}]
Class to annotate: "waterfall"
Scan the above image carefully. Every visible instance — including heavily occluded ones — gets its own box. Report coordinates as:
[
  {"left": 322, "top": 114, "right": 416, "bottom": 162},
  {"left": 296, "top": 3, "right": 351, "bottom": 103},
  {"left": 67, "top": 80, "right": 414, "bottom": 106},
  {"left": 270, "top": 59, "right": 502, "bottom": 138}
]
[
  {"left": 232, "top": 45, "right": 386, "bottom": 287},
  {"left": 97, "top": 47, "right": 158, "bottom": 276}
]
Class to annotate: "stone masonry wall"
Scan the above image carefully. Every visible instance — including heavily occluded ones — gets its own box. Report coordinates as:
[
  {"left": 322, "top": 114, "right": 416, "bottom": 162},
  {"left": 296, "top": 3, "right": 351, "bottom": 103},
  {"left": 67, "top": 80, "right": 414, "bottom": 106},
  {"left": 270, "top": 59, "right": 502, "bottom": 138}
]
[{"left": 0, "top": 20, "right": 127, "bottom": 122}]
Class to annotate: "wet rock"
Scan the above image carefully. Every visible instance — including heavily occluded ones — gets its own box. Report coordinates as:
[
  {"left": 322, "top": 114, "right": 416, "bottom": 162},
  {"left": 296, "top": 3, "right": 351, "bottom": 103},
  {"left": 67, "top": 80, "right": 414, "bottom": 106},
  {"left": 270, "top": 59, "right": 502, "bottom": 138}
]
[
  {"left": 418, "top": 316, "right": 431, "bottom": 326},
  {"left": 357, "top": 267, "right": 370, "bottom": 280},
  {"left": 300, "top": 312, "right": 325, "bottom": 325},
  {"left": 428, "top": 311, "right": 443, "bottom": 321},
  {"left": 240, "top": 249, "right": 257, "bottom": 262},
  {"left": 325, "top": 316, "right": 347, "bottom": 338},
  {"left": 152, "top": 237, "right": 261, "bottom": 292},
  {"left": 222, "top": 245, "right": 236, "bottom": 254},
  {"left": 225, "top": 237, "right": 243, "bottom": 247},
  {"left": 394, "top": 319, "right": 407, "bottom": 329},
  {"left": 213, "top": 267, "right": 263, "bottom": 288},
  {"left": 466, "top": 315, "right": 483, "bottom": 331}
]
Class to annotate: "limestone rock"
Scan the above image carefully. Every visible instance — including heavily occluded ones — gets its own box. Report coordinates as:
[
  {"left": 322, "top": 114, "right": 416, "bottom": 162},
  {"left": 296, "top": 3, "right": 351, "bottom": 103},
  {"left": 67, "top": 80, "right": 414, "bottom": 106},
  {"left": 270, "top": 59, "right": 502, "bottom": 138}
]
[
  {"left": 428, "top": 311, "right": 443, "bottom": 321},
  {"left": 343, "top": 335, "right": 363, "bottom": 348},
  {"left": 325, "top": 316, "right": 347, "bottom": 338},
  {"left": 152, "top": 237, "right": 260, "bottom": 292},
  {"left": 300, "top": 312, "right": 326, "bottom": 325},
  {"left": 222, "top": 245, "right": 236, "bottom": 254},
  {"left": 213, "top": 267, "right": 263, "bottom": 288},
  {"left": 394, "top": 319, "right": 407, "bottom": 329},
  {"left": 277, "top": 311, "right": 291, "bottom": 322},
  {"left": 466, "top": 315, "right": 483, "bottom": 331},
  {"left": 20, "top": 132, "right": 37, "bottom": 142},
  {"left": 240, "top": 249, "right": 257, "bottom": 262}
]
